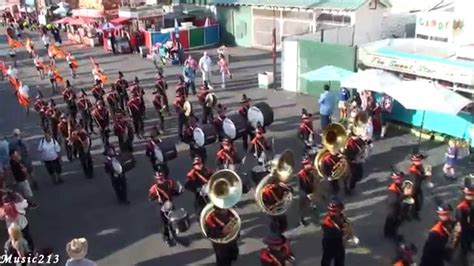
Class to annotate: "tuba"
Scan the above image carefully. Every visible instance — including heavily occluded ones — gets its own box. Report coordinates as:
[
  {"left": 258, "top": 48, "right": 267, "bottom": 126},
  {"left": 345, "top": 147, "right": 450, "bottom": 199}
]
[
  {"left": 255, "top": 150, "right": 295, "bottom": 216},
  {"left": 321, "top": 123, "right": 348, "bottom": 154},
  {"left": 200, "top": 170, "right": 242, "bottom": 244}
]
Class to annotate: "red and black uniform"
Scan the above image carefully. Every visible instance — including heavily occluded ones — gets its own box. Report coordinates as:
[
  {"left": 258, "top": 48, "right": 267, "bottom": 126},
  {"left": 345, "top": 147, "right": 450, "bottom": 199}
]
[
  {"left": 149, "top": 177, "right": 180, "bottom": 242},
  {"left": 127, "top": 95, "right": 145, "bottom": 138},
  {"left": 239, "top": 100, "right": 252, "bottom": 151},
  {"left": 113, "top": 115, "right": 133, "bottom": 153},
  {"left": 204, "top": 209, "right": 240, "bottom": 266},
  {"left": 176, "top": 80, "right": 186, "bottom": 98},
  {"left": 91, "top": 84, "right": 105, "bottom": 103},
  {"left": 104, "top": 149, "right": 129, "bottom": 204},
  {"left": 34, "top": 98, "right": 48, "bottom": 130},
  {"left": 129, "top": 83, "right": 146, "bottom": 112},
  {"left": 420, "top": 221, "right": 454, "bottom": 266},
  {"left": 57, "top": 116, "right": 77, "bottom": 161},
  {"left": 45, "top": 106, "right": 61, "bottom": 141},
  {"left": 115, "top": 76, "right": 129, "bottom": 110},
  {"left": 456, "top": 199, "right": 474, "bottom": 256},
  {"left": 409, "top": 161, "right": 427, "bottom": 217},
  {"left": 154, "top": 74, "right": 169, "bottom": 112},
  {"left": 185, "top": 165, "right": 213, "bottom": 212},
  {"left": 92, "top": 105, "right": 110, "bottom": 145},
  {"left": 216, "top": 146, "right": 240, "bottom": 169},
  {"left": 384, "top": 182, "right": 404, "bottom": 240},
  {"left": 174, "top": 96, "right": 186, "bottom": 140},
  {"left": 298, "top": 162, "right": 318, "bottom": 224},
  {"left": 250, "top": 131, "right": 271, "bottom": 159},
  {"left": 198, "top": 84, "right": 214, "bottom": 124},
  {"left": 77, "top": 95, "right": 94, "bottom": 133},
  {"left": 321, "top": 213, "right": 345, "bottom": 266},
  {"left": 62, "top": 87, "right": 78, "bottom": 118},
  {"left": 345, "top": 135, "right": 366, "bottom": 194},
  {"left": 298, "top": 116, "right": 314, "bottom": 143},
  {"left": 106, "top": 87, "right": 120, "bottom": 118},
  {"left": 152, "top": 91, "right": 165, "bottom": 131},
  {"left": 262, "top": 184, "right": 289, "bottom": 234},
  {"left": 259, "top": 237, "right": 293, "bottom": 266},
  {"left": 70, "top": 128, "right": 93, "bottom": 178}
]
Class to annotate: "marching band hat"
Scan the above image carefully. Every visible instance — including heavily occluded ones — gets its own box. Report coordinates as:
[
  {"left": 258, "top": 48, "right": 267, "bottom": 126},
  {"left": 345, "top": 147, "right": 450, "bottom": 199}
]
[
  {"left": 80, "top": 89, "right": 87, "bottom": 96},
  {"left": 463, "top": 179, "right": 474, "bottom": 195},
  {"left": 410, "top": 153, "right": 425, "bottom": 162},
  {"left": 118, "top": 71, "right": 124, "bottom": 78},
  {"left": 240, "top": 94, "right": 251, "bottom": 103},
  {"left": 193, "top": 157, "right": 203, "bottom": 165},
  {"left": 328, "top": 198, "right": 344, "bottom": 211},
  {"left": 391, "top": 171, "right": 405, "bottom": 180},
  {"left": 263, "top": 234, "right": 287, "bottom": 246},
  {"left": 436, "top": 203, "right": 452, "bottom": 215}
]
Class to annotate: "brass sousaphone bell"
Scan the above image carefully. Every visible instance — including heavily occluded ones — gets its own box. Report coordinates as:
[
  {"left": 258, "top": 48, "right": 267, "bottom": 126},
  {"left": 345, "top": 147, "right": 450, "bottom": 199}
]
[
  {"left": 255, "top": 150, "right": 295, "bottom": 216},
  {"left": 314, "top": 123, "right": 350, "bottom": 181},
  {"left": 200, "top": 170, "right": 242, "bottom": 244}
]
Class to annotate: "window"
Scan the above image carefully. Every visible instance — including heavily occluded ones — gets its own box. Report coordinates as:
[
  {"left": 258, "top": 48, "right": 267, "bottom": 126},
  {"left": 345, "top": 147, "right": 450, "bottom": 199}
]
[
  {"left": 369, "top": 0, "right": 378, "bottom": 10},
  {"left": 317, "top": 13, "right": 351, "bottom": 25}
]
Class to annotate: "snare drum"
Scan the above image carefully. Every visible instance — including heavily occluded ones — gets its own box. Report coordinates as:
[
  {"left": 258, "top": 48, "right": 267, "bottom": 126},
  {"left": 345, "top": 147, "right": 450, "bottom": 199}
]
[
  {"left": 155, "top": 142, "right": 178, "bottom": 163},
  {"left": 193, "top": 124, "right": 217, "bottom": 147},
  {"left": 248, "top": 102, "right": 274, "bottom": 129},
  {"left": 223, "top": 111, "right": 248, "bottom": 140},
  {"left": 169, "top": 208, "right": 190, "bottom": 234}
]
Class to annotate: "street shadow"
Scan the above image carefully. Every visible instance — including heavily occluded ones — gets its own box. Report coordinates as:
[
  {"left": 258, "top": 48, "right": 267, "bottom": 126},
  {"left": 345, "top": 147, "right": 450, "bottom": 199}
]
[{"left": 136, "top": 248, "right": 212, "bottom": 266}]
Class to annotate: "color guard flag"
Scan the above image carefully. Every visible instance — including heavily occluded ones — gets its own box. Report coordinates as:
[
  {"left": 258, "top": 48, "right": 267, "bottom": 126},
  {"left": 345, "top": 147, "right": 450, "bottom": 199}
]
[
  {"left": 7, "top": 36, "right": 23, "bottom": 48},
  {"left": 8, "top": 76, "right": 20, "bottom": 91},
  {"left": 18, "top": 84, "right": 30, "bottom": 107}
]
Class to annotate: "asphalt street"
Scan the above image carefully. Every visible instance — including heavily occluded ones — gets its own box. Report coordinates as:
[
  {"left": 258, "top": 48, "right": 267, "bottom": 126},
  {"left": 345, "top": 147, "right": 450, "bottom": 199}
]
[{"left": 0, "top": 29, "right": 472, "bottom": 266}]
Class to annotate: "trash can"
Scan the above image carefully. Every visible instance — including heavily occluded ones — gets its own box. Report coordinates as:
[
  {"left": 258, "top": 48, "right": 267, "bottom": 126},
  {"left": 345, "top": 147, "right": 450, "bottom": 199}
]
[{"left": 258, "top": 72, "right": 274, "bottom": 89}]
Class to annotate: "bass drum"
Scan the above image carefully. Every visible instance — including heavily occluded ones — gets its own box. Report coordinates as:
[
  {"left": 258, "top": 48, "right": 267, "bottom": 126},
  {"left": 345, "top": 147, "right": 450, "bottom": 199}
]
[
  {"left": 169, "top": 208, "right": 190, "bottom": 234},
  {"left": 248, "top": 102, "right": 274, "bottom": 129},
  {"left": 155, "top": 142, "right": 178, "bottom": 163},
  {"left": 193, "top": 124, "right": 218, "bottom": 147},
  {"left": 223, "top": 111, "right": 248, "bottom": 140}
]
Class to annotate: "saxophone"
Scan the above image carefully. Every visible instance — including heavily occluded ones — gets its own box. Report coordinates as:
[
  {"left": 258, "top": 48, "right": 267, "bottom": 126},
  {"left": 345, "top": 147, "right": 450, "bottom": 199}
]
[{"left": 447, "top": 221, "right": 461, "bottom": 249}]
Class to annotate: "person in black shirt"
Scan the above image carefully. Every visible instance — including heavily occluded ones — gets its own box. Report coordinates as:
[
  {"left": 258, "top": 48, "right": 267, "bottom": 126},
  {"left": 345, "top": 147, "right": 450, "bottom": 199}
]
[{"left": 9, "top": 149, "right": 38, "bottom": 208}]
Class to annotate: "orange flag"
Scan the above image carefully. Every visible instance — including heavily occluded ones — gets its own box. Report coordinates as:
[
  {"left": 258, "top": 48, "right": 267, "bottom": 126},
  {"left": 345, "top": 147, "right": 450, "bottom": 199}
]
[
  {"left": 7, "top": 36, "right": 23, "bottom": 48},
  {"left": 0, "top": 61, "right": 6, "bottom": 74},
  {"left": 54, "top": 69, "right": 64, "bottom": 83},
  {"left": 49, "top": 45, "right": 66, "bottom": 59},
  {"left": 18, "top": 85, "right": 30, "bottom": 107},
  {"left": 8, "top": 76, "right": 20, "bottom": 91},
  {"left": 99, "top": 73, "right": 108, "bottom": 83}
]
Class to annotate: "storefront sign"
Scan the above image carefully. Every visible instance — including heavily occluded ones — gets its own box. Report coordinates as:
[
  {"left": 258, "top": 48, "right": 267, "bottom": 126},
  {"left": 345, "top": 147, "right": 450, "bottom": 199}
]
[
  {"left": 359, "top": 49, "right": 474, "bottom": 85},
  {"left": 416, "top": 12, "right": 465, "bottom": 42}
]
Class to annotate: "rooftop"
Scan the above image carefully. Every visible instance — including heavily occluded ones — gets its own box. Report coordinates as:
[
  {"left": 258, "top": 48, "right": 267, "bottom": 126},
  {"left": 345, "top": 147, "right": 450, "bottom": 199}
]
[{"left": 208, "top": 0, "right": 391, "bottom": 10}]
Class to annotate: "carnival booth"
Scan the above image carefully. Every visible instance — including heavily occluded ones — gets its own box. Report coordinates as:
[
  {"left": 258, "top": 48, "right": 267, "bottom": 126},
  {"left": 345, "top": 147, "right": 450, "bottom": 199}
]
[{"left": 142, "top": 17, "right": 219, "bottom": 53}]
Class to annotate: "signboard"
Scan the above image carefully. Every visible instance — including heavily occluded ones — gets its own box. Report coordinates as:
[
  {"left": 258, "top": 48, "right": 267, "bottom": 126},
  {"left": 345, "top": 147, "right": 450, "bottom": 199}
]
[
  {"left": 416, "top": 12, "right": 465, "bottom": 43},
  {"left": 79, "top": 0, "right": 103, "bottom": 10},
  {"left": 359, "top": 48, "right": 474, "bottom": 85},
  {"left": 118, "top": 7, "right": 163, "bottom": 19}
]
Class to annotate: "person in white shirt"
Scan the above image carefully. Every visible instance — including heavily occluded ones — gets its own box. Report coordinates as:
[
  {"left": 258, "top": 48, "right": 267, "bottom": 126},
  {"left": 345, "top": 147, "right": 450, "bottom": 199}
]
[
  {"left": 199, "top": 51, "right": 212, "bottom": 85},
  {"left": 41, "top": 33, "right": 50, "bottom": 51},
  {"left": 37, "top": 130, "right": 63, "bottom": 184}
]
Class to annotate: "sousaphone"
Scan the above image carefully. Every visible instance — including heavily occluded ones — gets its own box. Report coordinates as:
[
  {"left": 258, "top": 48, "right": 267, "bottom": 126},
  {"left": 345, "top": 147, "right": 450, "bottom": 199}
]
[
  {"left": 200, "top": 170, "right": 242, "bottom": 244},
  {"left": 255, "top": 150, "right": 295, "bottom": 216}
]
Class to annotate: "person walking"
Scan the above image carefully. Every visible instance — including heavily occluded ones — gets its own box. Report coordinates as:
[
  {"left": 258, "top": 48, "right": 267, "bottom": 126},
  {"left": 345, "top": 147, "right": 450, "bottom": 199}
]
[
  {"left": 4, "top": 223, "right": 32, "bottom": 266},
  {"left": 217, "top": 53, "right": 231, "bottom": 89},
  {"left": 183, "top": 62, "right": 196, "bottom": 96},
  {"left": 318, "top": 84, "right": 335, "bottom": 130},
  {"left": 9, "top": 129, "right": 38, "bottom": 190},
  {"left": 66, "top": 238, "right": 97, "bottom": 266},
  {"left": 9, "top": 149, "right": 38, "bottom": 208},
  {"left": 41, "top": 33, "right": 50, "bottom": 52},
  {"left": 199, "top": 52, "right": 212, "bottom": 85},
  {"left": 51, "top": 26, "right": 62, "bottom": 45},
  {"left": 37, "top": 130, "right": 63, "bottom": 185}
]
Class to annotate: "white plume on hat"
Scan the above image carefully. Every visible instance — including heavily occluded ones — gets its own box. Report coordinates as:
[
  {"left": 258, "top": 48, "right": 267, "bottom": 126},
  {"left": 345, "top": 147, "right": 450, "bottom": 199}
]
[{"left": 66, "top": 238, "right": 88, "bottom": 259}]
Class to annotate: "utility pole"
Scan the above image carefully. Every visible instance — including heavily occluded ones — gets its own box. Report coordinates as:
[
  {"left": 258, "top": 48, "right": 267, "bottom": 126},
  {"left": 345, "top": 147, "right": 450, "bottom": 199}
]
[{"left": 272, "top": 7, "right": 277, "bottom": 90}]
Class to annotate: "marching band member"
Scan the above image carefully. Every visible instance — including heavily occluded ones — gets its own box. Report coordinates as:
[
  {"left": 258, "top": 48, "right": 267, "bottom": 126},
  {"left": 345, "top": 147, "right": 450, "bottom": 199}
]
[
  {"left": 33, "top": 55, "right": 44, "bottom": 79},
  {"left": 239, "top": 94, "right": 252, "bottom": 151},
  {"left": 115, "top": 71, "right": 129, "bottom": 110},
  {"left": 47, "top": 64, "right": 58, "bottom": 93},
  {"left": 250, "top": 123, "right": 271, "bottom": 163},
  {"left": 408, "top": 153, "right": 431, "bottom": 219},
  {"left": 62, "top": 80, "right": 78, "bottom": 119},
  {"left": 197, "top": 81, "right": 213, "bottom": 124},
  {"left": 45, "top": 99, "right": 60, "bottom": 141},
  {"left": 298, "top": 156, "right": 319, "bottom": 226},
  {"left": 57, "top": 113, "right": 75, "bottom": 161},
  {"left": 175, "top": 75, "right": 186, "bottom": 98},
  {"left": 443, "top": 139, "right": 459, "bottom": 180},
  {"left": 113, "top": 112, "right": 134, "bottom": 153},
  {"left": 154, "top": 71, "right": 170, "bottom": 115},
  {"left": 33, "top": 92, "right": 48, "bottom": 130},
  {"left": 420, "top": 203, "right": 459, "bottom": 266},
  {"left": 183, "top": 115, "right": 207, "bottom": 162},
  {"left": 149, "top": 170, "right": 182, "bottom": 247},
  {"left": 338, "top": 87, "right": 351, "bottom": 122},
  {"left": 344, "top": 134, "right": 366, "bottom": 194},
  {"left": 259, "top": 235, "right": 294, "bottom": 266},
  {"left": 152, "top": 86, "right": 166, "bottom": 131},
  {"left": 298, "top": 108, "right": 314, "bottom": 143},
  {"left": 145, "top": 128, "right": 169, "bottom": 176},
  {"left": 130, "top": 77, "right": 146, "bottom": 113},
  {"left": 77, "top": 89, "right": 94, "bottom": 134},
  {"left": 216, "top": 138, "right": 241, "bottom": 170},
  {"left": 456, "top": 182, "right": 474, "bottom": 263},
  {"left": 104, "top": 146, "right": 130, "bottom": 205},
  {"left": 321, "top": 199, "right": 346, "bottom": 266},
  {"left": 91, "top": 100, "right": 110, "bottom": 146},
  {"left": 262, "top": 183, "right": 290, "bottom": 234},
  {"left": 106, "top": 84, "right": 120, "bottom": 119},
  {"left": 213, "top": 103, "right": 227, "bottom": 141},
  {"left": 174, "top": 93, "right": 186, "bottom": 141},
  {"left": 127, "top": 91, "right": 145, "bottom": 139},
  {"left": 204, "top": 207, "right": 240, "bottom": 265},
  {"left": 66, "top": 52, "right": 78, "bottom": 79},
  {"left": 91, "top": 79, "right": 105, "bottom": 103},
  {"left": 380, "top": 93, "right": 393, "bottom": 138},
  {"left": 185, "top": 157, "right": 213, "bottom": 214},
  {"left": 384, "top": 171, "right": 407, "bottom": 241},
  {"left": 70, "top": 125, "right": 94, "bottom": 179}
]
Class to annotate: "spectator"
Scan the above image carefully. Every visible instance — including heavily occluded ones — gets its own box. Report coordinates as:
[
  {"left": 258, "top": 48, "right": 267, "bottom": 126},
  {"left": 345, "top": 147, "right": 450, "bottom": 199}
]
[
  {"left": 66, "top": 238, "right": 97, "bottom": 266},
  {"left": 217, "top": 53, "right": 231, "bottom": 89},
  {"left": 1, "top": 192, "right": 34, "bottom": 251},
  {"left": 37, "top": 130, "right": 63, "bottom": 185},
  {"left": 51, "top": 26, "right": 62, "bottom": 45},
  {"left": 109, "top": 33, "right": 116, "bottom": 54},
  {"left": 198, "top": 52, "right": 212, "bottom": 85},
  {"left": 9, "top": 149, "right": 38, "bottom": 208},
  {"left": 318, "top": 84, "right": 335, "bottom": 129},
  {"left": 4, "top": 223, "right": 31, "bottom": 265},
  {"left": 184, "top": 54, "right": 197, "bottom": 74},
  {"left": 183, "top": 62, "right": 196, "bottom": 96},
  {"left": 9, "top": 130, "right": 34, "bottom": 182},
  {"left": 0, "top": 136, "right": 10, "bottom": 180},
  {"left": 41, "top": 33, "right": 50, "bottom": 52},
  {"left": 338, "top": 87, "right": 351, "bottom": 122},
  {"left": 129, "top": 33, "right": 137, "bottom": 54}
]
